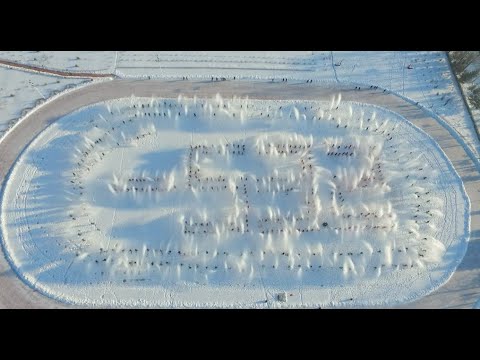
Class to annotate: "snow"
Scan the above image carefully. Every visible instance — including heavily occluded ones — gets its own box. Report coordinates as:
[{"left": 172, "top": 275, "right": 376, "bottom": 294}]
[
  {"left": 0, "top": 94, "right": 469, "bottom": 307},
  {"left": 1, "top": 51, "right": 474, "bottom": 161},
  {"left": 114, "top": 51, "right": 323, "bottom": 80},
  {"left": 0, "top": 51, "right": 116, "bottom": 73},
  {"left": 0, "top": 66, "right": 89, "bottom": 141},
  {"left": 455, "top": 56, "right": 480, "bottom": 140},
  {"left": 0, "top": 51, "right": 477, "bottom": 307},
  {"left": 331, "top": 52, "right": 479, "bottom": 159}
]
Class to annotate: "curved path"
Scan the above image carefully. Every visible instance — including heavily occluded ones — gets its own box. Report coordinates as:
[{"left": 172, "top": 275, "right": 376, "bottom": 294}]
[{"left": 1, "top": 79, "right": 479, "bottom": 308}]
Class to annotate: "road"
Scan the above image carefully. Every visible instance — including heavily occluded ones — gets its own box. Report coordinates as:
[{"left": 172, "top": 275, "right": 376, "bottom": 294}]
[
  {"left": 1, "top": 79, "right": 479, "bottom": 308},
  {"left": 0, "top": 58, "right": 114, "bottom": 78}
]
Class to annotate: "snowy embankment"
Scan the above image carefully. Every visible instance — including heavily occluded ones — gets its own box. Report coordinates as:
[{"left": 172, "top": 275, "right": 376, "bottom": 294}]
[
  {"left": 0, "top": 51, "right": 116, "bottom": 74},
  {"left": 114, "top": 51, "right": 329, "bottom": 81},
  {"left": 0, "top": 66, "right": 92, "bottom": 142},
  {"left": 0, "top": 94, "right": 469, "bottom": 307}
]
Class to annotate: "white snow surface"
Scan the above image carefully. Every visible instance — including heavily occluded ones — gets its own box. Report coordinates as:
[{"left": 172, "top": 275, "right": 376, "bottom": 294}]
[
  {"left": 0, "top": 51, "right": 116, "bottom": 73},
  {"left": 474, "top": 298, "right": 480, "bottom": 309},
  {"left": 0, "top": 94, "right": 469, "bottom": 307},
  {"left": 0, "top": 51, "right": 476, "bottom": 160},
  {"left": 0, "top": 66, "right": 88, "bottom": 140}
]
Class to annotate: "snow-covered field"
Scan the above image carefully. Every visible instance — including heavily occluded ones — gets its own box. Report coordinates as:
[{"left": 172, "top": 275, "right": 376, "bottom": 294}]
[
  {"left": 1, "top": 51, "right": 475, "bottom": 160},
  {"left": 332, "top": 52, "right": 479, "bottom": 161},
  {"left": 0, "top": 51, "right": 476, "bottom": 308},
  {"left": 114, "top": 51, "right": 323, "bottom": 80},
  {"left": 0, "top": 66, "right": 89, "bottom": 140},
  {"left": 0, "top": 94, "right": 469, "bottom": 307},
  {"left": 0, "top": 51, "right": 116, "bottom": 73}
]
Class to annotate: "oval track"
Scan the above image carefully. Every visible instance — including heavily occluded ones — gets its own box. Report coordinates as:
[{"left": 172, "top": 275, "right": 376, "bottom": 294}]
[{"left": 1, "top": 79, "right": 479, "bottom": 308}]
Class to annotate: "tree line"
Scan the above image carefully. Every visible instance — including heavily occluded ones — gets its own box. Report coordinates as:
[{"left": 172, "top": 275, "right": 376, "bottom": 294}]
[{"left": 449, "top": 51, "right": 480, "bottom": 109}]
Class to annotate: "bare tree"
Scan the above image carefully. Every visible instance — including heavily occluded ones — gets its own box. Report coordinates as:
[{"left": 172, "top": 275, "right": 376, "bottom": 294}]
[
  {"left": 450, "top": 51, "right": 480, "bottom": 75},
  {"left": 459, "top": 68, "right": 480, "bottom": 83},
  {"left": 468, "top": 86, "right": 480, "bottom": 109}
]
